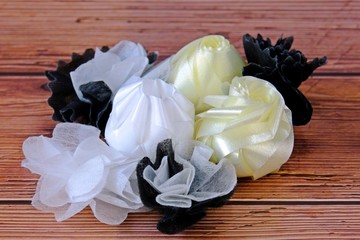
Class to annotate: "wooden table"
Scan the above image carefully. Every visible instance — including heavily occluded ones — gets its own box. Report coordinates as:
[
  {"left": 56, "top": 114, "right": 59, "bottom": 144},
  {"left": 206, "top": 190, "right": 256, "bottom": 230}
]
[{"left": 1, "top": 0, "right": 359, "bottom": 239}]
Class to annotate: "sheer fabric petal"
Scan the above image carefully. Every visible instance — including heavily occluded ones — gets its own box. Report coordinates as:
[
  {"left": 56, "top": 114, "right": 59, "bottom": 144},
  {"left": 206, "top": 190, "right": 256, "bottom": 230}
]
[
  {"left": 70, "top": 40, "right": 149, "bottom": 101},
  {"left": 136, "top": 139, "right": 237, "bottom": 233},
  {"left": 22, "top": 122, "right": 145, "bottom": 224}
]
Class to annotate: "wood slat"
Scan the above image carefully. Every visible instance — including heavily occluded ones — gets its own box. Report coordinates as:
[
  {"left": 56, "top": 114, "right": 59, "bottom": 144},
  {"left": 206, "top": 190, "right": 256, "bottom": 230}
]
[
  {"left": 0, "top": 0, "right": 359, "bottom": 73},
  {"left": 1, "top": 75, "right": 359, "bottom": 200},
  {"left": 1, "top": 1, "right": 360, "bottom": 238},
  {"left": 0, "top": 203, "right": 359, "bottom": 239}
]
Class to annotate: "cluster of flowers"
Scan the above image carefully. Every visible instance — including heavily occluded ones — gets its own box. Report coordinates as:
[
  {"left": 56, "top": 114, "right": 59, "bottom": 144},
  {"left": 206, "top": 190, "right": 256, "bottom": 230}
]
[{"left": 22, "top": 34, "right": 326, "bottom": 234}]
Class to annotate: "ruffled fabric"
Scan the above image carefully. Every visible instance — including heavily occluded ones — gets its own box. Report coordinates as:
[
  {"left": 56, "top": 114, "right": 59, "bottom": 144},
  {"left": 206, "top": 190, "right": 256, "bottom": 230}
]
[
  {"left": 105, "top": 78, "right": 195, "bottom": 160},
  {"left": 70, "top": 40, "right": 150, "bottom": 101},
  {"left": 195, "top": 76, "right": 294, "bottom": 179},
  {"left": 22, "top": 123, "right": 146, "bottom": 225},
  {"left": 46, "top": 42, "right": 158, "bottom": 133},
  {"left": 46, "top": 47, "right": 108, "bottom": 126},
  {"left": 136, "top": 139, "right": 237, "bottom": 234},
  {"left": 23, "top": 33, "right": 327, "bottom": 234},
  {"left": 242, "top": 33, "right": 327, "bottom": 125},
  {"left": 166, "top": 35, "right": 245, "bottom": 114}
]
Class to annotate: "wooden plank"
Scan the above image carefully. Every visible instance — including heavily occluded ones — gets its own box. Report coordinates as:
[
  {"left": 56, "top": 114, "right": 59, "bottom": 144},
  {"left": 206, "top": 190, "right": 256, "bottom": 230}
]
[
  {"left": 0, "top": 75, "right": 359, "bottom": 200},
  {"left": 0, "top": 0, "right": 360, "bottom": 239},
  {"left": 0, "top": 203, "right": 359, "bottom": 239},
  {"left": 0, "top": 0, "right": 359, "bottom": 73}
]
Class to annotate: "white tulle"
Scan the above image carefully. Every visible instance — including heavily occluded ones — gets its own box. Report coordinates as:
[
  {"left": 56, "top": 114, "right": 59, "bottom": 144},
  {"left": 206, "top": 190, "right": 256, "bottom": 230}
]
[
  {"left": 105, "top": 77, "right": 195, "bottom": 161},
  {"left": 143, "top": 140, "right": 237, "bottom": 208},
  {"left": 22, "top": 123, "right": 146, "bottom": 225},
  {"left": 70, "top": 40, "right": 149, "bottom": 101}
]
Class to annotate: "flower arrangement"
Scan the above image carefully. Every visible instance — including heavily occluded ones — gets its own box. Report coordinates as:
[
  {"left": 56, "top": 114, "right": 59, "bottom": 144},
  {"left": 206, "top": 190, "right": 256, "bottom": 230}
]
[{"left": 22, "top": 34, "right": 326, "bottom": 234}]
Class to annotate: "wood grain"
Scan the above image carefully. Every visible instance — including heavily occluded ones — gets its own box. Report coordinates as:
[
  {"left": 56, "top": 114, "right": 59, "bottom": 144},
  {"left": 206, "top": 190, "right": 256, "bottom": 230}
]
[
  {"left": 1, "top": 74, "right": 359, "bottom": 201},
  {"left": 1, "top": 0, "right": 360, "bottom": 239},
  {"left": 0, "top": 204, "right": 359, "bottom": 239},
  {"left": 0, "top": 0, "right": 359, "bottom": 73}
]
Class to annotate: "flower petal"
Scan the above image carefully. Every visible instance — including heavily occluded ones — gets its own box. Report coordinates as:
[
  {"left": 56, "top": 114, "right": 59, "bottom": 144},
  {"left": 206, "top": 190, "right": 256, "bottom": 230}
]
[
  {"left": 242, "top": 33, "right": 326, "bottom": 125},
  {"left": 66, "top": 155, "right": 109, "bottom": 202},
  {"left": 54, "top": 201, "right": 91, "bottom": 222},
  {"left": 70, "top": 41, "right": 149, "bottom": 101},
  {"left": 105, "top": 78, "right": 194, "bottom": 159},
  {"left": 90, "top": 199, "right": 131, "bottom": 225},
  {"left": 136, "top": 139, "right": 237, "bottom": 234},
  {"left": 38, "top": 176, "right": 69, "bottom": 207},
  {"left": 167, "top": 35, "right": 245, "bottom": 113},
  {"left": 195, "top": 76, "right": 294, "bottom": 179}
]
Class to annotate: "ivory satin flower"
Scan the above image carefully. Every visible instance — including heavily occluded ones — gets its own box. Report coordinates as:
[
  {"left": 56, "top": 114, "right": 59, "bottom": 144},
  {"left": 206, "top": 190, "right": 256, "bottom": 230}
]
[
  {"left": 166, "top": 35, "right": 245, "bottom": 114},
  {"left": 195, "top": 76, "right": 294, "bottom": 180}
]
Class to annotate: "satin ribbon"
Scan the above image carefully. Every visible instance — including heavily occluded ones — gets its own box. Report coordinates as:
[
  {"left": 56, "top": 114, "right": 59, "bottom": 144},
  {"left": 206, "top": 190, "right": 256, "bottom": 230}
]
[
  {"left": 195, "top": 76, "right": 294, "bottom": 180},
  {"left": 166, "top": 35, "right": 245, "bottom": 114}
]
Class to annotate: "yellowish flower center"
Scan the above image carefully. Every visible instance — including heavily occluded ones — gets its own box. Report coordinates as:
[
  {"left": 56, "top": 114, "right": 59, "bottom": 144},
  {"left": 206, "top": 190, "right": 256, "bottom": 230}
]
[{"left": 199, "top": 35, "right": 229, "bottom": 51}]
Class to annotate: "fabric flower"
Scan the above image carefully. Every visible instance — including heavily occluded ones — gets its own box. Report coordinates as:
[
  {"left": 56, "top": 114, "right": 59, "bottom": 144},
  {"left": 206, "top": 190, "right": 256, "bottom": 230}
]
[
  {"left": 195, "top": 76, "right": 294, "bottom": 180},
  {"left": 22, "top": 123, "right": 146, "bottom": 225},
  {"left": 242, "top": 33, "right": 327, "bottom": 125},
  {"left": 105, "top": 78, "right": 195, "bottom": 160},
  {"left": 165, "top": 35, "right": 245, "bottom": 114},
  {"left": 47, "top": 47, "right": 107, "bottom": 126},
  {"left": 46, "top": 42, "right": 158, "bottom": 132},
  {"left": 136, "top": 139, "right": 237, "bottom": 234},
  {"left": 70, "top": 40, "right": 150, "bottom": 101}
]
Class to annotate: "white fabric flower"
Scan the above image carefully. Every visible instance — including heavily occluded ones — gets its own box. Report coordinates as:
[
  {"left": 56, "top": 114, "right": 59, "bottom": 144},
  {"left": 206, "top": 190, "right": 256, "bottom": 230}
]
[
  {"left": 22, "top": 123, "right": 146, "bottom": 225},
  {"left": 105, "top": 77, "right": 195, "bottom": 160},
  {"left": 195, "top": 76, "right": 294, "bottom": 180},
  {"left": 70, "top": 40, "right": 149, "bottom": 101},
  {"left": 142, "top": 140, "right": 237, "bottom": 208}
]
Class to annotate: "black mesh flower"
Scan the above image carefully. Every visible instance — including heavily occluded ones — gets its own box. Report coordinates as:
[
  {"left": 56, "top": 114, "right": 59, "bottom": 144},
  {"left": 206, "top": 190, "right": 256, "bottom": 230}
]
[
  {"left": 242, "top": 33, "right": 327, "bottom": 125},
  {"left": 136, "top": 139, "right": 236, "bottom": 234},
  {"left": 46, "top": 47, "right": 110, "bottom": 131},
  {"left": 46, "top": 46, "right": 158, "bottom": 133}
]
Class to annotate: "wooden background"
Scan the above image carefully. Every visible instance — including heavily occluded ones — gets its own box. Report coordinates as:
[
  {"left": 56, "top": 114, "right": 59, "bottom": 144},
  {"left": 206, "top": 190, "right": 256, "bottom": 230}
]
[{"left": 1, "top": 0, "right": 360, "bottom": 239}]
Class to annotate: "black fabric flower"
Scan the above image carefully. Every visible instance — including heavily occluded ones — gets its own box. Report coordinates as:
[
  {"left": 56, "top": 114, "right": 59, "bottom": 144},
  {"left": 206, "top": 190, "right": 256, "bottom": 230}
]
[
  {"left": 46, "top": 47, "right": 111, "bottom": 132},
  {"left": 136, "top": 139, "right": 236, "bottom": 234},
  {"left": 242, "top": 33, "right": 327, "bottom": 125},
  {"left": 46, "top": 46, "right": 158, "bottom": 133}
]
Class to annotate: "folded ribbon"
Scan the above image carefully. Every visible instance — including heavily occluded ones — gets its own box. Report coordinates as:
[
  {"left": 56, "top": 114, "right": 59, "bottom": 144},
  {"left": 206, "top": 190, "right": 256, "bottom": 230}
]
[{"left": 195, "top": 76, "right": 294, "bottom": 179}]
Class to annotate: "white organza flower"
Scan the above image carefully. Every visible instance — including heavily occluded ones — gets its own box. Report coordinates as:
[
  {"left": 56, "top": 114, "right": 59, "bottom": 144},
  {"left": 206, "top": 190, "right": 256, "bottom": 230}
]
[
  {"left": 105, "top": 77, "right": 195, "bottom": 160},
  {"left": 22, "top": 123, "right": 146, "bottom": 225},
  {"left": 195, "top": 76, "right": 294, "bottom": 180},
  {"left": 70, "top": 40, "right": 150, "bottom": 101},
  {"left": 142, "top": 140, "right": 237, "bottom": 208}
]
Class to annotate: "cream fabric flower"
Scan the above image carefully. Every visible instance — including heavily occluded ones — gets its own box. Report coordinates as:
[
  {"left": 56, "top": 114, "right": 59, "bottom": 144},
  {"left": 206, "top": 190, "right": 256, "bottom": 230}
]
[
  {"left": 166, "top": 35, "right": 245, "bottom": 114},
  {"left": 195, "top": 76, "right": 294, "bottom": 180},
  {"left": 22, "top": 123, "right": 145, "bottom": 225},
  {"left": 70, "top": 40, "right": 149, "bottom": 101},
  {"left": 105, "top": 77, "right": 195, "bottom": 160}
]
